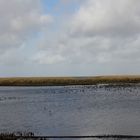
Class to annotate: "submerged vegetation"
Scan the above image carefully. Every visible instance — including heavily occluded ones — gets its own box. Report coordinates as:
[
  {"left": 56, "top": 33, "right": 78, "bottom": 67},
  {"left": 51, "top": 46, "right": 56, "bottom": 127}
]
[
  {"left": 0, "top": 132, "right": 34, "bottom": 140},
  {"left": 0, "top": 133, "right": 140, "bottom": 140},
  {"left": 0, "top": 76, "right": 140, "bottom": 86}
]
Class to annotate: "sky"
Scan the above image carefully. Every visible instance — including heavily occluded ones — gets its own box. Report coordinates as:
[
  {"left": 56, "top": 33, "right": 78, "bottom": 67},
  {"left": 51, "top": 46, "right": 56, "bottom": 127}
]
[{"left": 0, "top": 0, "right": 140, "bottom": 77}]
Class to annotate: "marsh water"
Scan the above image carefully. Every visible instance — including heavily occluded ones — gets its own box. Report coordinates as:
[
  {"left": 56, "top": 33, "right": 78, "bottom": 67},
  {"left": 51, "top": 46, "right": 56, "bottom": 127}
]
[{"left": 0, "top": 85, "right": 140, "bottom": 139}]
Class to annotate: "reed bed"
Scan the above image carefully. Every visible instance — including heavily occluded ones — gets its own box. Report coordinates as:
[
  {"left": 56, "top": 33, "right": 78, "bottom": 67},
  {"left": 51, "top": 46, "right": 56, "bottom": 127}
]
[{"left": 0, "top": 76, "right": 140, "bottom": 86}]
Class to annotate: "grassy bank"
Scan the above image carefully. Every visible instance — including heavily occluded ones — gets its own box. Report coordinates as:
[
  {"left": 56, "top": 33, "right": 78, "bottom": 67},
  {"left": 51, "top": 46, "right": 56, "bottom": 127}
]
[{"left": 0, "top": 76, "right": 140, "bottom": 86}]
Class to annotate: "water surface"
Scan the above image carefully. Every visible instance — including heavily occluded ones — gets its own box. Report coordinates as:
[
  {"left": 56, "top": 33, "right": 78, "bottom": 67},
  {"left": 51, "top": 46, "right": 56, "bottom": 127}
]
[{"left": 0, "top": 85, "right": 140, "bottom": 139}]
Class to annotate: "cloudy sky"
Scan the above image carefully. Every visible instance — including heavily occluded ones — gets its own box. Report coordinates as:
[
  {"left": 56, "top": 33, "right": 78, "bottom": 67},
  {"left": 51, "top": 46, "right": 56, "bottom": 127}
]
[{"left": 0, "top": 0, "right": 140, "bottom": 77}]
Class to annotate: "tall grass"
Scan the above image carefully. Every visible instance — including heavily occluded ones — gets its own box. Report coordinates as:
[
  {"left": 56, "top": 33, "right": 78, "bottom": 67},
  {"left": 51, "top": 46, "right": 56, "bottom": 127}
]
[{"left": 0, "top": 76, "right": 140, "bottom": 86}]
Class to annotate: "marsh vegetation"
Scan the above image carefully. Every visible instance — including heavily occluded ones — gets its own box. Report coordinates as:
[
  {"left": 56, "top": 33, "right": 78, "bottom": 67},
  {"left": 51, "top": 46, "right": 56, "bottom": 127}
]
[{"left": 0, "top": 76, "right": 140, "bottom": 86}]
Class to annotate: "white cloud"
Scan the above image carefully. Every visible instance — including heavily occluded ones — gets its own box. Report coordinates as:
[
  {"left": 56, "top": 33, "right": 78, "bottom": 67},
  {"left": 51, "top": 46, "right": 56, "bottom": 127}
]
[
  {"left": 1, "top": 0, "right": 140, "bottom": 76},
  {"left": 71, "top": 0, "right": 140, "bottom": 37},
  {"left": 33, "top": 0, "right": 140, "bottom": 75},
  {"left": 0, "top": 0, "right": 52, "bottom": 55},
  {"left": 33, "top": 51, "right": 65, "bottom": 64}
]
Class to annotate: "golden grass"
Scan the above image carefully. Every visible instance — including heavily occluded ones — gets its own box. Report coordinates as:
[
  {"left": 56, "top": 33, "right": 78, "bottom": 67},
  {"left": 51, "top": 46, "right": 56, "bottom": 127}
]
[{"left": 0, "top": 75, "right": 140, "bottom": 86}]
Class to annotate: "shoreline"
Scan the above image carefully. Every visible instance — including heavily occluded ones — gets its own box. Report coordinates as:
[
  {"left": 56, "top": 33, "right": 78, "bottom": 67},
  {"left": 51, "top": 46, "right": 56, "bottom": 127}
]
[{"left": 0, "top": 76, "right": 140, "bottom": 86}]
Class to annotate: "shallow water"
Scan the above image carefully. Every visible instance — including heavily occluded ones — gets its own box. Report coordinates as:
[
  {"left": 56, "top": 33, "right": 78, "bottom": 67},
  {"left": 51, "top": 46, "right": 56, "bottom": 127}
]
[{"left": 0, "top": 85, "right": 140, "bottom": 139}]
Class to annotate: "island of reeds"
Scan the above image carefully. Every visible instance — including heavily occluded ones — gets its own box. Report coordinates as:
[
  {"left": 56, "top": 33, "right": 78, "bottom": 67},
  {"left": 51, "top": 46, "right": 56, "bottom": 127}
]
[{"left": 0, "top": 76, "right": 140, "bottom": 86}]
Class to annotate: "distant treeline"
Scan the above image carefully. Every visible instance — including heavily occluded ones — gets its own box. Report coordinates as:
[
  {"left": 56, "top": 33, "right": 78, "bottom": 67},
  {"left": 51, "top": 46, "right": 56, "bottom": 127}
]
[{"left": 0, "top": 76, "right": 140, "bottom": 86}]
